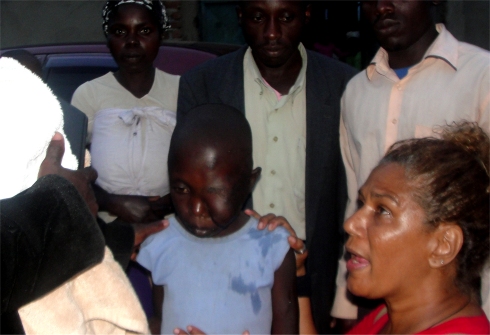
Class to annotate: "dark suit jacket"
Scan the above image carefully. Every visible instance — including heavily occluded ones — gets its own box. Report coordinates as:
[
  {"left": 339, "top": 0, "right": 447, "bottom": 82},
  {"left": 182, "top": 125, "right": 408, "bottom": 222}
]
[
  {"left": 0, "top": 175, "right": 135, "bottom": 334},
  {"left": 1, "top": 175, "right": 105, "bottom": 334},
  {"left": 177, "top": 46, "right": 357, "bottom": 333}
]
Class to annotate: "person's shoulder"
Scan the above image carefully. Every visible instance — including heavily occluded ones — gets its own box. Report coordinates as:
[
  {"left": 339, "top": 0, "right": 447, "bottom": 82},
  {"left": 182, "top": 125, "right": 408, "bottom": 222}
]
[
  {"left": 345, "top": 67, "right": 370, "bottom": 89},
  {"left": 141, "top": 217, "right": 180, "bottom": 247},
  {"left": 246, "top": 218, "right": 290, "bottom": 241},
  {"left": 73, "top": 72, "right": 114, "bottom": 95},
  {"left": 83, "top": 71, "right": 115, "bottom": 86},
  {"left": 155, "top": 68, "right": 180, "bottom": 84},
  {"left": 181, "top": 46, "right": 247, "bottom": 79},
  {"left": 457, "top": 41, "right": 490, "bottom": 70}
]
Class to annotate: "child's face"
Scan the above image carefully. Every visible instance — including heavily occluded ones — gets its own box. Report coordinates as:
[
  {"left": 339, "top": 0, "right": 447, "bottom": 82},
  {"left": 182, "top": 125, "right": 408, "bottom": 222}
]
[
  {"left": 169, "top": 144, "right": 257, "bottom": 238},
  {"left": 106, "top": 4, "right": 160, "bottom": 73}
]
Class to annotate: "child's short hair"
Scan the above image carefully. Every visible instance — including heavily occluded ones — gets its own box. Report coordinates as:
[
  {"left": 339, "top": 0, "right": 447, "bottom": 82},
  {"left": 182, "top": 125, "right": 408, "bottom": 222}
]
[{"left": 169, "top": 103, "right": 253, "bottom": 172}]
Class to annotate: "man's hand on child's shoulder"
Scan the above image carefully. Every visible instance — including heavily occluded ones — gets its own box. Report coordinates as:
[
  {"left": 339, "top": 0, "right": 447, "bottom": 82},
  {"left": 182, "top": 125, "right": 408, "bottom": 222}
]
[
  {"left": 131, "top": 219, "right": 169, "bottom": 260},
  {"left": 246, "top": 209, "right": 308, "bottom": 276}
]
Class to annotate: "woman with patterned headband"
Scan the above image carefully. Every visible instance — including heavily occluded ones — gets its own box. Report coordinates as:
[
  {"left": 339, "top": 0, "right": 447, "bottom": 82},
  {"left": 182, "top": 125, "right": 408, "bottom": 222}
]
[{"left": 72, "top": 0, "right": 177, "bottom": 326}]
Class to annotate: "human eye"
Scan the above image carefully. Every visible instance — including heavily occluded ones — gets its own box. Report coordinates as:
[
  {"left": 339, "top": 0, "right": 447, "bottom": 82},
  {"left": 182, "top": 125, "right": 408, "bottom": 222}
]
[
  {"left": 207, "top": 187, "right": 228, "bottom": 198},
  {"left": 279, "top": 12, "right": 294, "bottom": 22},
  {"left": 251, "top": 12, "right": 264, "bottom": 22},
  {"left": 140, "top": 27, "right": 152, "bottom": 34},
  {"left": 110, "top": 27, "right": 126, "bottom": 36},
  {"left": 375, "top": 205, "right": 391, "bottom": 217},
  {"left": 172, "top": 185, "right": 189, "bottom": 194}
]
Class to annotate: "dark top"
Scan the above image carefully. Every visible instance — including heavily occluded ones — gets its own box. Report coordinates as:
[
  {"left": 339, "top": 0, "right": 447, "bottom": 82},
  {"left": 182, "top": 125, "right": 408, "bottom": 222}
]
[{"left": 0, "top": 175, "right": 134, "bottom": 334}]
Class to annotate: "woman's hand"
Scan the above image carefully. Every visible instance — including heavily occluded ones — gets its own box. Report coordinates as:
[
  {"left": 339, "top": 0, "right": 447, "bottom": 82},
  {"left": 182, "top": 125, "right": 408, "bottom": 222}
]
[
  {"left": 245, "top": 209, "right": 308, "bottom": 276},
  {"left": 131, "top": 219, "right": 169, "bottom": 260}
]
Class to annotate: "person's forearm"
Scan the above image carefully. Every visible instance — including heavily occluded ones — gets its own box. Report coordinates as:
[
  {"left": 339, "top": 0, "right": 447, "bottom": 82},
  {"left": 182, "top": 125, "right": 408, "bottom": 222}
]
[
  {"left": 93, "top": 183, "right": 112, "bottom": 212},
  {"left": 299, "top": 297, "right": 317, "bottom": 335}
]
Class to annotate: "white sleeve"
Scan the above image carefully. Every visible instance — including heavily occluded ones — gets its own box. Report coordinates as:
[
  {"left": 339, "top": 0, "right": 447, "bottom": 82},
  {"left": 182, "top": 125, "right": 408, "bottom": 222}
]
[{"left": 71, "top": 83, "right": 97, "bottom": 143}]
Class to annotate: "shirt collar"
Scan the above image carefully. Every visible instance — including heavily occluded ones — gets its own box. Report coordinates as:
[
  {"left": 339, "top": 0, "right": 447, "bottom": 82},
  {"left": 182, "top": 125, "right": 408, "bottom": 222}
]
[
  {"left": 244, "top": 43, "right": 308, "bottom": 98},
  {"left": 367, "top": 24, "right": 459, "bottom": 80}
]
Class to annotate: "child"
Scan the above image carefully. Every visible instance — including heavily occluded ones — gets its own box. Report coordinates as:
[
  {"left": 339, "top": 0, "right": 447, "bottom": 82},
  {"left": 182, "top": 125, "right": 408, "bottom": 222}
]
[{"left": 137, "top": 104, "right": 299, "bottom": 334}]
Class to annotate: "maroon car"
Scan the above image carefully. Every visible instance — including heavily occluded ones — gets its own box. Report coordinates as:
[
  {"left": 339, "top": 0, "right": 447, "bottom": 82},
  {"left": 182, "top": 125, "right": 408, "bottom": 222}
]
[{"left": 1, "top": 42, "right": 238, "bottom": 102}]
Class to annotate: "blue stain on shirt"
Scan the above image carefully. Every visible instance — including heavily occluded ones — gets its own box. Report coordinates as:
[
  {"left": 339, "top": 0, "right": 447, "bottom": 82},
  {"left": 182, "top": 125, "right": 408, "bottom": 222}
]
[
  {"left": 248, "top": 228, "right": 262, "bottom": 240},
  {"left": 259, "top": 233, "right": 282, "bottom": 257},
  {"left": 248, "top": 228, "right": 284, "bottom": 257},
  {"left": 231, "top": 275, "right": 262, "bottom": 314}
]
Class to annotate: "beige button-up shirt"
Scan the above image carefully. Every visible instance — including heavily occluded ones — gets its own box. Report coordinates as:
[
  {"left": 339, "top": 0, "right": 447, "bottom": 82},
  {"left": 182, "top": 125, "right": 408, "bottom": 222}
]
[{"left": 243, "top": 44, "right": 308, "bottom": 239}]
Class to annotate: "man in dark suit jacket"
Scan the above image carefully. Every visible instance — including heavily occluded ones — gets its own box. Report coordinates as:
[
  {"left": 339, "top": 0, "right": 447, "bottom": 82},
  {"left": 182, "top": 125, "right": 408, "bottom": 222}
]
[{"left": 177, "top": 1, "right": 356, "bottom": 332}]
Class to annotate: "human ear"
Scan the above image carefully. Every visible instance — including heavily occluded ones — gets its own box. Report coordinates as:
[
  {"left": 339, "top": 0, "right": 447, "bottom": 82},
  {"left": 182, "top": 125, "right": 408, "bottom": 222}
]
[
  {"left": 304, "top": 4, "right": 312, "bottom": 25},
  {"left": 249, "top": 167, "right": 262, "bottom": 191},
  {"left": 236, "top": 5, "right": 243, "bottom": 26},
  {"left": 428, "top": 223, "right": 463, "bottom": 268}
]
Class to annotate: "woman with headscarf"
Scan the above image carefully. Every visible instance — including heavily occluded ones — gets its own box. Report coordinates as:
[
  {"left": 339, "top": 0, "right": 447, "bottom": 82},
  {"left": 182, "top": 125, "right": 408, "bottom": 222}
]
[{"left": 71, "top": 0, "right": 178, "bottom": 322}]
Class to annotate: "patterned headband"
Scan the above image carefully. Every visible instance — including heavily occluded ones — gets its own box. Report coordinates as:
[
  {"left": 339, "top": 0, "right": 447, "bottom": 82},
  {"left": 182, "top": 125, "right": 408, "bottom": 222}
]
[{"left": 102, "top": 0, "right": 170, "bottom": 35}]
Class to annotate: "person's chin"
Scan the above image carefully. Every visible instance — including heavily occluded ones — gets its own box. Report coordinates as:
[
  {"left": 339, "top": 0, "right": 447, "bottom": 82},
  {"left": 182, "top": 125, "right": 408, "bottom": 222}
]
[
  {"left": 347, "top": 277, "right": 373, "bottom": 299},
  {"left": 185, "top": 225, "right": 221, "bottom": 238},
  {"left": 258, "top": 55, "right": 289, "bottom": 68}
]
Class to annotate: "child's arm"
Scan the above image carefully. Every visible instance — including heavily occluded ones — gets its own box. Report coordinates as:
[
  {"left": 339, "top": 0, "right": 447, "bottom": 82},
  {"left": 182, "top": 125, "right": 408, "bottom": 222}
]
[{"left": 271, "top": 248, "right": 299, "bottom": 334}]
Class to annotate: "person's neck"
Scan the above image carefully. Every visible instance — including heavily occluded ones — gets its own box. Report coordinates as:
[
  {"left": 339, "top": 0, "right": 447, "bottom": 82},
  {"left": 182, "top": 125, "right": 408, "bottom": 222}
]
[
  {"left": 387, "top": 25, "right": 439, "bottom": 69},
  {"left": 254, "top": 49, "right": 303, "bottom": 96},
  {"left": 114, "top": 66, "right": 156, "bottom": 99},
  {"left": 215, "top": 211, "right": 250, "bottom": 237},
  {"left": 382, "top": 280, "right": 472, "bottom": 334}
]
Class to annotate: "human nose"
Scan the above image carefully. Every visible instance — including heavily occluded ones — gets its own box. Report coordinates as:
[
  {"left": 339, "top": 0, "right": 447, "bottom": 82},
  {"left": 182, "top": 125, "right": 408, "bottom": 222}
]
[
  {"left": 190, "top": 195, "right": 206, "bottom": 217},
  {"left": 344, "top": 208, "right": 365, "bottom": 238},
  {"left": 375, "top": 0, "right": 394, "bottom": 15},
  {"left": 264, "top": 18, "right": 281, "bottom": 41},
  {"left": 125, "top": 30, "right": 138, "bottom": 45}
]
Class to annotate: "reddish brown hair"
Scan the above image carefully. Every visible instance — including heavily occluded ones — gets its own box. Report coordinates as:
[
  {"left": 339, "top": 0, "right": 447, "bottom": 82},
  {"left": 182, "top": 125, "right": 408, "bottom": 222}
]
[{"left": 380, "top": 122, "right": 489, "bottom": 298}]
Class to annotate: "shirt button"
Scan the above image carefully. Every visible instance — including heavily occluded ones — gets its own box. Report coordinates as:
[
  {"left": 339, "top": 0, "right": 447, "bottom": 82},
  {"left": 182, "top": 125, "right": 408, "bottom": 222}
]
[
  {"left": 396, "top": 84, "right": 402, "bottom": 90},
  {"left": 273, "top": 136, "right": 278, "bottom": 142},
  {"left": 392, "top": 119, "right": 397, "bottom": 125},
  {"left": 270, "top": 203, "right": 275, "bottom": 208},
  {"left": 133, "top": 132, "right": 137, "bottom": 136},
  {"left": 271, "top": 170, "right": 276, "bottom": 175}
]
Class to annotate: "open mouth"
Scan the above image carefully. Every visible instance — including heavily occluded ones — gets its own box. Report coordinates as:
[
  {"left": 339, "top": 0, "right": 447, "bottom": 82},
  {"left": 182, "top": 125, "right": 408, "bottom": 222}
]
[{"left": 346, "top": 250, "right": 370, "bottom": 271}]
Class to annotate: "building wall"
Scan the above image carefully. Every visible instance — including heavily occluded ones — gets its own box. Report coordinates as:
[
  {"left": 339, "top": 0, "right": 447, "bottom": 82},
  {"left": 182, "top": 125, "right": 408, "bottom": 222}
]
[
  {"left": 0, "top": 0, "right": 199, "bottom": 48},
  {"left": 1, "top": 1, "right": 488, "bottom": 51}
]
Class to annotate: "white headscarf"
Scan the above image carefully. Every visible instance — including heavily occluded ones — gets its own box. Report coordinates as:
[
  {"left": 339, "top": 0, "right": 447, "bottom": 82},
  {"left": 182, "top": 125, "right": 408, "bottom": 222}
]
[{"left": 0, "top": 57, "right": 78, "bottom": 199}]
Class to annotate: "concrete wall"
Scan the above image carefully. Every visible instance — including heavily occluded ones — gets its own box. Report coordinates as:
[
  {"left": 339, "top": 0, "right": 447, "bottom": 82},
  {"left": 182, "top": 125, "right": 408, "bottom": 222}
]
[
  {"left": 0, "top": 0, "right": 199, "bottom": 49},
  {"left": 1, "top": 1, "right": 107, "bottom": 48},
  {"left": 1, "top": 1, "right": 488, "bottom": 50}
]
